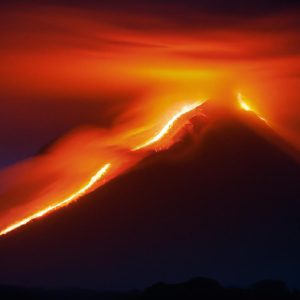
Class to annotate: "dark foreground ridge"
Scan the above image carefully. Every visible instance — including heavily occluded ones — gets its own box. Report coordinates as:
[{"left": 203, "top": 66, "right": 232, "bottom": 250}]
[{"left": 1, "top": 277, "right": 300, "bottom": 299}]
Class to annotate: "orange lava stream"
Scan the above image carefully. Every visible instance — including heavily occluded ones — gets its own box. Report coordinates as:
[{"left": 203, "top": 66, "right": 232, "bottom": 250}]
[
  {"left": 133, "top": 100, "right": 205, "bottom": 151},
  {"left": 0, "top": 163, "right": 111, "bottom": 236},
  {"left": 0, "top": 100, "right": 205, "bottom": 237}
]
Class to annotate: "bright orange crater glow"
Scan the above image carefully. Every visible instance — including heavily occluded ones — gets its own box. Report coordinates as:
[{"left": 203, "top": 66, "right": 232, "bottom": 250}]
[{"left": 237, "top": 93, "right": 268, "bottom": 124}]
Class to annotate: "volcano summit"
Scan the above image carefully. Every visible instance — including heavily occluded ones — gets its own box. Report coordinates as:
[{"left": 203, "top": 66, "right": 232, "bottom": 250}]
[{"left": 0, "top": 100, "right": 299, "bottom": 289}]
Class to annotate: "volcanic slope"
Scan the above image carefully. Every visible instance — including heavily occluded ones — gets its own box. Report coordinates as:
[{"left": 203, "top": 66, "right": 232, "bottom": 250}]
[{"left": 0, "top": 104, "right": 299, "bottom": 289}]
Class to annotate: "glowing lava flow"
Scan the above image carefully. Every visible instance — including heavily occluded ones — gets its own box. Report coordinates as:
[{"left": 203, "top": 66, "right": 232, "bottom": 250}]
[
  {"left": 237, "top": 93, "right": 268, "bottom": 124},
  {"left": 133, "top": 101, "right": 205, "bottom": 151},
  {"left": 0, "top": 163, "right": 111, "bottom": 236},
  {"left": 0, "top": 100, "right": 205, "bottom": 237},
  {"left": 0, "top": 97, "right": 270, "bottom": 237}
]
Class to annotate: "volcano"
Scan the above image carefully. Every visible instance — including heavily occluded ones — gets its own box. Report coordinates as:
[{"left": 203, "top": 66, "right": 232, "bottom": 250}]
[{"left": 0, "top": 103, "right": 299, "bottom": 290}]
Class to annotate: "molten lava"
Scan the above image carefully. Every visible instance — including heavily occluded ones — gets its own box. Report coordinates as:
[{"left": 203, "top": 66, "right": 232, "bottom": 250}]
[
  {"left": 238, "top": 93, "right": 268, "bottom": 124},
  {"left": 0, "top": 95, "right": 276, "bottom": 237},
  {"left": 133, "top": 100, "right": 205, "bottom": 151},
  {"left": 0, "top": 100, "right": 206, "bottom": 237},
  {"left": 0, "top": 163, "right": 111, "bottom": 236}
]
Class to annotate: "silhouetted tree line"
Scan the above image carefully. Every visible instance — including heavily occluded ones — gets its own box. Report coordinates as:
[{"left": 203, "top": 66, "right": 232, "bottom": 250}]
[{"left": 1, "top": 277, "right": 300, "bottom": 299}]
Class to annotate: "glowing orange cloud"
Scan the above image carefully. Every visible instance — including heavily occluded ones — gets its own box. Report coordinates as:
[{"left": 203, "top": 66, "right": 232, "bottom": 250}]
[{"left": 1, "top": 3, "right": 299, "bottom": 153}]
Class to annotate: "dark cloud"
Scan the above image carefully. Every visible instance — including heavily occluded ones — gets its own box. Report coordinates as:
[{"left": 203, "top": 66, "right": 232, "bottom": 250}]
[
  {"left": 3, "top": 0, "right": 300, "bottom": 15},
  {"left": 2, "top": 0, "right": 299, "bottom": 56}
]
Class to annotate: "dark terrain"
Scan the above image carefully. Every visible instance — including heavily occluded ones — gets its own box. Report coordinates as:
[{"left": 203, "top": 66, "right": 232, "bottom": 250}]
[
  {"left": 1, "top": 277, "right": 300, "bottom": 299},
  {"left": 0, "top": 105, "right": 299, "bottom": 291}
]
